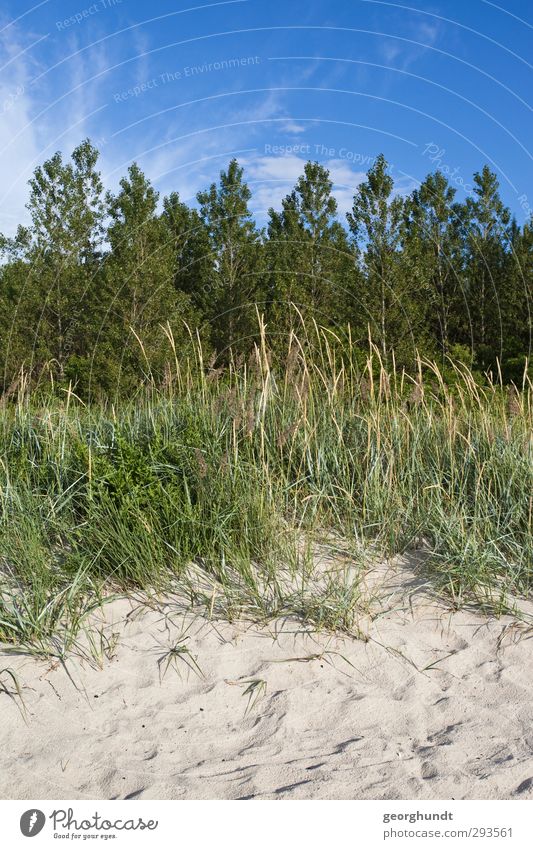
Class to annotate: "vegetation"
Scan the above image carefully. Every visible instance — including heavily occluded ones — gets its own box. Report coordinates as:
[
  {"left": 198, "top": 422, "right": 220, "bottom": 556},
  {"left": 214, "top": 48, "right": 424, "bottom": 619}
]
[
  {"left": 0, "top": 323, "right": 531, "bottom": 654},
  {"left": 1, "top": 142, "right": 531, "bottom": 397},
  {"left": 0, "top": 142, "right": 531, "bottom": 653}
]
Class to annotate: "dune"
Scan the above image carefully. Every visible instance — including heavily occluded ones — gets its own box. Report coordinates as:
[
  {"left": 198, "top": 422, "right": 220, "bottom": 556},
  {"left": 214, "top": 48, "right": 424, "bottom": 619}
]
[{"left": 1, "top": 556, "right": 533, "bottom": 801}]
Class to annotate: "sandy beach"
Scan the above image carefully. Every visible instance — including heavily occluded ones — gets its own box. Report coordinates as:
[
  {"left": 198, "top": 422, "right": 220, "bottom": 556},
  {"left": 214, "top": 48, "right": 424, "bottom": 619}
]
[{"left": 1, "top": 557, "right": 532, "bottom": 801}]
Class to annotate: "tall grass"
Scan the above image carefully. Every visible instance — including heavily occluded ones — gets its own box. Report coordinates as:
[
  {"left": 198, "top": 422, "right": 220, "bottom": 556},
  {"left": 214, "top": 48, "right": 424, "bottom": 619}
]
[{"left": 1, "top": 321, "right": 531, "bottom": 653}]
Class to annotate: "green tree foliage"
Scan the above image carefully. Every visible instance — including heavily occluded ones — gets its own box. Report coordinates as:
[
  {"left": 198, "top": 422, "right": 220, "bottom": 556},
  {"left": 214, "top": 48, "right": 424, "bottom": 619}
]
[
  {"left": 0, "top": 139, "right": 104, "bottom": 388},
  {"left": 197, "top": 159, "right": 264, "bottom": 357},
  {"left": 347, "top": 154, "right": 418, "bottom": 365},
  {"left": 403, "top": 171, "right": 465, "bottom": 362},
  {"left": 460, "top": 166, "right": 512, "bottom": 370},
  {"left": 0, "top": 141, "right": 531, "bottom": 397},
  {"left": 92, "top": 163, "right": 195, "bottom": 396},
  {"left": 161, "top": 191, "right": 212, "bottom": 311},
  {"left": 0, "top": 257, "right": 32, "bottom": 392},
  {"left": 504, "top": 214, "right": 533, "bottom": 382},
  {"left": 267, "top": 162, "right": 355, "bottom": 343}
]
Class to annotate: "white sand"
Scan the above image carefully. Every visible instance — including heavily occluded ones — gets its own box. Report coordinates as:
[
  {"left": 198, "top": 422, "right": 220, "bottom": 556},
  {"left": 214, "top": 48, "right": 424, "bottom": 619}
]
[{"left": 1, "top": 557, "right": 533, "bottom": 800}]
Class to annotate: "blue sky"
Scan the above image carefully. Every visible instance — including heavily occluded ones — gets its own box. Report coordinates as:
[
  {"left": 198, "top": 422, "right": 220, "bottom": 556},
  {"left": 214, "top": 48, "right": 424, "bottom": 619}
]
[{"left": 0, "top": 0, "right": 531, "bottom": 234}]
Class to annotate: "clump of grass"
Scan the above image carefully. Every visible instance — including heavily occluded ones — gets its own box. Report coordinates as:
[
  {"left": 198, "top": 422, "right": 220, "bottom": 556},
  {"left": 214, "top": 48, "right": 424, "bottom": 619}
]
[
  {"left": 0, "top": 320, "right": 531, "bottom": 654},
  {"left": 0, "top": 666, "right": 27, "bottom": 717},
  {"left": 157, "top": 643, "right": 204, "bottom": 682},
  {"left": 240, "top": 679, "right": 267, "bottom": 717}
]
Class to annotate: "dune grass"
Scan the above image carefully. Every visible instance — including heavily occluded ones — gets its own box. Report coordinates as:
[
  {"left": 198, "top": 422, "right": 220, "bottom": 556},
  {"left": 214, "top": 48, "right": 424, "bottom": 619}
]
[{"left": 0, "top": 322, "right": 531, "bottom": 655}]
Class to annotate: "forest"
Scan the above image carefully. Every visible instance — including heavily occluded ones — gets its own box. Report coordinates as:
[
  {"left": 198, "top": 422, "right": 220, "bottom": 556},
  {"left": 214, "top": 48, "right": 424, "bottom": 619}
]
[{"left": 1, "top": 139, "right": 531, "bottom": 400}]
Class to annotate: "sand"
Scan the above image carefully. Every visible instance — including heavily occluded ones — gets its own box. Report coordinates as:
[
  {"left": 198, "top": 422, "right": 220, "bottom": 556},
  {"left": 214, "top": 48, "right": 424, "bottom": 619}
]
[{"left": 1, "top": 556, "right": 533, "bottom": 800}]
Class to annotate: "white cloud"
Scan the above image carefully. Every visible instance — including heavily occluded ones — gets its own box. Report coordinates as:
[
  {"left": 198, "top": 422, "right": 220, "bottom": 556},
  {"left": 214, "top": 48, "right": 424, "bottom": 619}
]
[
  {"left": 0, "top": 21, "right": 118, "bottom": 235},
  {"left": 246, "top": 153, "right": 307, "bottom": 182},
  {"left": 377, "top": 14, "right": 441, "bottom": 72},
  {"left": 325, "top": 158, "right": 367, "bottom": 215},
  {"left": 380, "top": 43, "right": 402, "bottom": 64},
  {"left": 416, "top": 21, "right": 440, "bottom": 47},
  {"left": 281, "top": 120, "right": 307, "bottom": 134},
  {"left": 242, "top": 153, "right": 367, "bottom": 219},
  {"left": 0, "top": 24, "right": 44, "bottom": 233}
]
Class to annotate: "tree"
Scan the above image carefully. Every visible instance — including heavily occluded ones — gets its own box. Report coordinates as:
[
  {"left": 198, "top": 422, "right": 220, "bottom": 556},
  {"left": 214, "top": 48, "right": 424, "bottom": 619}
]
[
  {"left": 0, "top": 139, "right": 105, "bottom": 385},
  {"left": 0, "top": 257, "right": 32, "bottom": 392},
  {"left": 347, "top": 154, "right": 416, "bottom": 365},
  {"left": 403, "top": 171, "right": 464, "bottom": 361},
  {"left": 1, "top": 143, "right": 531, "bottom": 393},
  {"left": 503, "top": 213, "right": 533, "bottom": 381},
  {"left": 96, "top": 163, "right": 193, "bottom": 395},
  {"left": 267, "top": 162, "right": 355, "bottom": 341},
  {"left": 161, "top": 191, "right": 212, "bottom": 321},
  {"left": 461, "top": 166, "right": 512, "bottom": 369},
  {"left": 197, "top": 159, "right": 263, "bottom": 356}
]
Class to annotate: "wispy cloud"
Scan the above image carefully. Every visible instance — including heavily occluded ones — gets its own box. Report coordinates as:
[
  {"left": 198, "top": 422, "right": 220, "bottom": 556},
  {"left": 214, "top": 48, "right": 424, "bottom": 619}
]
[
  {"left": 377, "top": 10, "right": 442, "bottom": 71},
  {"left": 281, "top": 119, "right": 307, "bottom": 134},
  {"left": 0, "top": 11, "right": 123, "bottom": 234},
  {"left": 0, "top": 22, "right": 44, "bottom": 233}
]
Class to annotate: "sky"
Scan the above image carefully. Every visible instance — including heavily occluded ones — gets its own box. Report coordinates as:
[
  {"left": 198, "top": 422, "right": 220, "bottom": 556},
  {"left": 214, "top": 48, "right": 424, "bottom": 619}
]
[{"left": 0, "top": 0, "right": 532, "bottom": 234}]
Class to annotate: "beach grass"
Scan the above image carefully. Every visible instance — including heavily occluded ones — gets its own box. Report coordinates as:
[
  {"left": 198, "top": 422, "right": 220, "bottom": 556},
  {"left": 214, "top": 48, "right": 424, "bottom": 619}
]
[{"left": 1, "top": 321, "right": 531, "bottom": 655}]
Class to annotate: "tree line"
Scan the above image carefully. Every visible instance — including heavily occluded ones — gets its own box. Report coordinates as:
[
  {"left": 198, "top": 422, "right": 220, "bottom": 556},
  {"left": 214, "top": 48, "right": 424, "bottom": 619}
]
[{"left": 0, "top": 138, "right": 531, "bottom": 398}]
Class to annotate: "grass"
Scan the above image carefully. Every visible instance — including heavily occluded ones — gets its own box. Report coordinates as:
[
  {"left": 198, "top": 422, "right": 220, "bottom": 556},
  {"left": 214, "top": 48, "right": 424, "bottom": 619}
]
[
  {"left": 0, "top": 320, "right": 531, "bottom": 655},
  {"left": 0, "top": 666, "right": 26, "bottom": 716}
]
